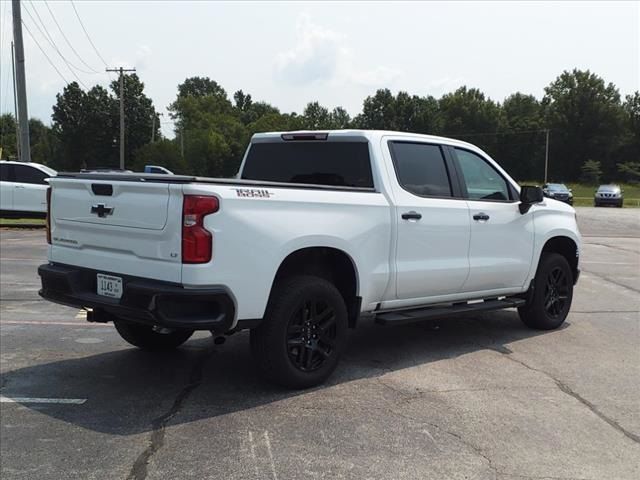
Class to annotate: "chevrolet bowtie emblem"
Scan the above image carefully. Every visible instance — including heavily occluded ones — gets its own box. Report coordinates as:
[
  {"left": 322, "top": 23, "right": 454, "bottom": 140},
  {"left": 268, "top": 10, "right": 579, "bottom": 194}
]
[{"left": 91, "top": 203, "right": 114, "bottom": 218}]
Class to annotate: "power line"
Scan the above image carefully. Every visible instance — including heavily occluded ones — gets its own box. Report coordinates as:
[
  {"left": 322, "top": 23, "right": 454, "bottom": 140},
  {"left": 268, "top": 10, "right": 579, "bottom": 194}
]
[
  {"left": 21, "top": 20, "right": 70, "bottom": 86},
  {"left": 21, "top": 1, "right": 91, "bottom": 87},
  {"left": 70, "top": 0, "right": 108, "bottom": 68},
  {"left": 43, "top": 0, "right": 101, "bottom": 74},
  {"left": 444, "top": 128, "right": 548, "bottom": 138}
]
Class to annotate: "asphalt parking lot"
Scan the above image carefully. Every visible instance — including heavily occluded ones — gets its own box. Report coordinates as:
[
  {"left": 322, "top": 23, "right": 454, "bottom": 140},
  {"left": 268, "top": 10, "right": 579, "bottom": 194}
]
[{"left": 1, "top": 207, "right": 638, "bottom": 480}]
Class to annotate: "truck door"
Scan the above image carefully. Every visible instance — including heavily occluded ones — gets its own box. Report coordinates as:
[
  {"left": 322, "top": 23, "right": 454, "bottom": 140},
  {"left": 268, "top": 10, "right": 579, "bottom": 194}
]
[
  {"left": 12, "top": 164, "right": 49, "bottom": 213},
  {"left": 451, "top": 147, "right": 534, "bottom": 291},
  {"left": 385, "top": 140, "right": 471, "bottom": 300}
]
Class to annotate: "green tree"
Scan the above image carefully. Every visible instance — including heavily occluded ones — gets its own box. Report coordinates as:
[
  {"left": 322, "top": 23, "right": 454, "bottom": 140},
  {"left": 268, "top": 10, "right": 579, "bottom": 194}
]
[
  {"left": 438, "top": 86, "right": 501, "bottom": 155},
  {"left": 496, "top": 93, "right": 545, "bottom": 180},
  {"left": 617, "top": 92, "right": 640, "bottom": 166},
  {"left": 329, "top": 107, "right": 351, "bottom": 129},
  {"left": 617, "top": 162, "right": 640, "bottom": 183},
  {"left": 0, "top": 113, "right": 18, "bottom": 160},
  {"left": 29, "top": 118, "right": 56, "bottom": 165},
  {"left": 354, "top": 89, "right": 440, "bottom": 133},
  {"left": 581, "top": 159, "right": 603, "bottom": 183},
  {"left": 543, "top": 69, "right": 625, "bottom": 180},
  {"left": 439, "top": 87, "right": 500, "bottom": 135},
  {"left": 0, "top": 114, "right": 56, "bottom": 164},
  {"left": 51, "top": 82, "right": 118, "bottom": 170},
  {"left": 132, "top": 139, "right": 187, "bottom": 174},
  {"left": 111, "top": 74, "right": 158, "bottom": 166},
  {"left": 355, "top": 88, "right": 397, "bottom": 129},
  {"left": 302, "top": 102, "right": 331, "bottom": 129}
]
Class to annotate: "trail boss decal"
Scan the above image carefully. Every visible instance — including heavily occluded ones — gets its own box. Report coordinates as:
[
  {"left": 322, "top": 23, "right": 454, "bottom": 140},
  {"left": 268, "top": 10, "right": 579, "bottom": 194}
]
[{"left": 232, "top": 188, "right": 273, "bottom": 198}]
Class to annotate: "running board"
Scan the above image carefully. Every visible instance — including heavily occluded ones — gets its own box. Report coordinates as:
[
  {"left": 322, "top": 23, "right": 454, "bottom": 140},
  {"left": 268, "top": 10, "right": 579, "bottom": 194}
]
[{"left": 375, "top": 298, "right": 526, "bottom": 326}]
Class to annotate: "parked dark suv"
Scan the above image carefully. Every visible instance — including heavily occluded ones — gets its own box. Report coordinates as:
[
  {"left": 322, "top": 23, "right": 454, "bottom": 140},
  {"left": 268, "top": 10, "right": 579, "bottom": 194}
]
[
  {"left": 594, "top": 184, "right": 623, "bottom": 207},
  {"left": 542, "top": 183, "right": 573, "bottom": 205}
]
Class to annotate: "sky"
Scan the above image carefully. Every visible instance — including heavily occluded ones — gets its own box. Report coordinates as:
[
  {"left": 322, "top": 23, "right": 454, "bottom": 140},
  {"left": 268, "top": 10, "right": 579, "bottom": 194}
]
[{"left": 0, "top": 0, "right": 638, "bottom": 138}]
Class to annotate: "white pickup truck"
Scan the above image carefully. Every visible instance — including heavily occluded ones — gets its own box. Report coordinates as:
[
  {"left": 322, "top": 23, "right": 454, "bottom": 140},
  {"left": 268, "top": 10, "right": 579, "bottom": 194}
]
[{"left": 39, "top": 130, "right": 581, "bottom": 388}]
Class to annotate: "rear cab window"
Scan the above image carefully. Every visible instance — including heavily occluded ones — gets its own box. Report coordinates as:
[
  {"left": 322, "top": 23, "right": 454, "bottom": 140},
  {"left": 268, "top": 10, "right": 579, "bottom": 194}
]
[{"left": 241, "top": 141, "right": 374, "bottom": 189}]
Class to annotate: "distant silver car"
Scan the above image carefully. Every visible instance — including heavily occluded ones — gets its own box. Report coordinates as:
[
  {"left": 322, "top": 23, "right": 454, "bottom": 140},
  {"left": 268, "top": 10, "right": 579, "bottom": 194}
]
[{"left": 594, "top": 184, "right": 623, "bottom": 208}]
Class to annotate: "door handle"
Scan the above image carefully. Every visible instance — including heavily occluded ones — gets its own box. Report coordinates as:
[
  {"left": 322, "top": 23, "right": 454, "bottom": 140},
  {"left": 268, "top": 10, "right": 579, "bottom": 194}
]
[
  {"left": 401, "top": 211, "right": 422, "bottom": 220},
  {"left": 473, "top": 213, "right": 490, "bottom": 221},
  {"left": 14, "top": 185, "right": 25, "bottom": 189}
]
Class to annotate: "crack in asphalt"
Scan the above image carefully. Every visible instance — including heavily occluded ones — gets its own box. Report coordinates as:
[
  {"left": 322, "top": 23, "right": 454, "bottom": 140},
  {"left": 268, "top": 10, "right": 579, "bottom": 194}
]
[
  {"left": 380, "top": 379, "right": 601, "bottom": 480},
  {"left": 580, "top": 268, "right": 640, "bottom": 294},
  {"left": 377, "top": 386, "right": 499, "bottom": 480},
  {"left": 126, "top": 345, "right": 215, "bottom": 480},
  {"left": 486, "top": 347, "right": 640, "bottom": 445},
  {"left": 585, "top": 242, "right": 639, "bottom": 255}
]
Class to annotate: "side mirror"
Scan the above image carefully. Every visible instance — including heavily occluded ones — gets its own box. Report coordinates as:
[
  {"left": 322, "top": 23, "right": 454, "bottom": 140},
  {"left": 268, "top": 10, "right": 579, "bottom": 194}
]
[{"left": 519, "top": 185, "right": 544, "bottom": 214}]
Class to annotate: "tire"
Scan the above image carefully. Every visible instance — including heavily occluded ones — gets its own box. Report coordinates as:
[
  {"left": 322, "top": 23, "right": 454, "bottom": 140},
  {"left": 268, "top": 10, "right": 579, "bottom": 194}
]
[
  {"left": 250, "top": 275, "right": 348, "bottom": 389},
  {"left": 518, "top": 253, "right": 574, "bottom": 330},
  {"left": 114, "top": 320, "right": 193, "bottom": 351}
]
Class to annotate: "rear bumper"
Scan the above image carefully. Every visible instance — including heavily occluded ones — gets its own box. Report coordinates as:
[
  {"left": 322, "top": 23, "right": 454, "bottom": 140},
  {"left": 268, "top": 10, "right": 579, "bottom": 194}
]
[{"left": 38, "top": 263, "right": 236, "bottom": 332}]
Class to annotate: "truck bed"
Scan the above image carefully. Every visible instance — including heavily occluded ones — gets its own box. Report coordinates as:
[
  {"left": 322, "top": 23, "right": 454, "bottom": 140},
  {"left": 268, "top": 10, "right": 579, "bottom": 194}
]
[{"left": 55, "top": 172, "right": 377, "bottom": 192}]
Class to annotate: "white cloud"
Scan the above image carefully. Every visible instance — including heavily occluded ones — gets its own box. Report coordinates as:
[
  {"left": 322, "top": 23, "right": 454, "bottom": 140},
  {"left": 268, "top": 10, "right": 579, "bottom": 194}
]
[
  {"left": 135, "top": 44, "right": 152, "bottom": 70},
  {"left": 275, "top": 14, "right": 402, "bottom": 88}
]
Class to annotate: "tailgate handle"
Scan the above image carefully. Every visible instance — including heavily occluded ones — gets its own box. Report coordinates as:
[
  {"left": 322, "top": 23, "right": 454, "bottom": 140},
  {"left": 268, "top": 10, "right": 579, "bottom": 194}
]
[{"left": 92, "top": 184, "right": 113, "bottom": 196}]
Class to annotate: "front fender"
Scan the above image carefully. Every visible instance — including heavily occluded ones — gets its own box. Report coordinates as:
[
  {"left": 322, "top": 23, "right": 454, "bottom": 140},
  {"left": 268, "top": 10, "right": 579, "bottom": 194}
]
[{"left": 525, "top": 205, "right": 581, "bottom": 285}]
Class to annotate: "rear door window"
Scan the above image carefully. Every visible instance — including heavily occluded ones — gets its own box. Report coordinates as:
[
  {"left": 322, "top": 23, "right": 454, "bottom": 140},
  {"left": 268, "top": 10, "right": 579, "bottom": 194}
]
[
  {"left": 241, "top": 142, "right": 374, "bottom": 188},
  {"left": 13, "top": 165, "right": 49, "bottom": 185},
  {"left": 388, "top": 142, "right": 453, "bottom": 197}
]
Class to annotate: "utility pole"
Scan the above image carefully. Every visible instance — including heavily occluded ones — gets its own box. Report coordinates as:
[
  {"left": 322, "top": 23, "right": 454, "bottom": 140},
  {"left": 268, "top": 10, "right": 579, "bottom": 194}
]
[
  {"left": 151, "top": 113, "right": 163, "bottom": 143},
  {"left": 12, "top": 0, "right": 30, "bottom": 162},
  {"left": 11, "top": 41, "right": 20, "bottom": 160},
  {"left": 544, "top": 129, "right": 550, "bottom": 183},
  {"left": 106, "top": 67, "right": 136, "bottom": 169}
]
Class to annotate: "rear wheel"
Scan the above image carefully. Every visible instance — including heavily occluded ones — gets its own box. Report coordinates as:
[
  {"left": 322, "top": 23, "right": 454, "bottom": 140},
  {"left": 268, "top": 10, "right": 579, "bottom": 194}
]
[
  {"left": 250, "top": 275, "right": 348, "bottom": 389},
  {"left": 518, "top": 253, "right": 573, "bottom": 330},
  {"left": 114, "top": 320, "right": 193, "bottom": 351}
]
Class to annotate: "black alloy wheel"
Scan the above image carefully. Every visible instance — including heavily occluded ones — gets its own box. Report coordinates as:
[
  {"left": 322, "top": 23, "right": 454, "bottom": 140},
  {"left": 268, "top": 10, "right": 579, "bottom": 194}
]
[
  {"left": 286, "top": 299, "right": 337, "bottom": 372},
  {"left": 544, "top": 266, "right": 570, "bottom": 318}
]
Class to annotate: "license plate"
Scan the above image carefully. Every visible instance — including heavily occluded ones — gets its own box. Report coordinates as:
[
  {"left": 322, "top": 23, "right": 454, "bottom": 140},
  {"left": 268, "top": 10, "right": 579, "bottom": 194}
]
[{"left": 97, "top": 274, "right": 123, "bottom": 299}]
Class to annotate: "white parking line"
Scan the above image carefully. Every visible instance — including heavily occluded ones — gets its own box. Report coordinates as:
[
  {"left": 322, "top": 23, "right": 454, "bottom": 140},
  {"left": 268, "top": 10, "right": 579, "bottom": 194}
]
[{"left": 0, "top": 396, "right": 87, "bottom": 405}]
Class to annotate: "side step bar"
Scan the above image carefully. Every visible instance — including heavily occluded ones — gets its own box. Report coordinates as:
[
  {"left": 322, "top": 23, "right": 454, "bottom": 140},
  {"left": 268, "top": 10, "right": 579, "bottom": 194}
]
[{"left": 375, "top": 297, "right": 526, "bottom": 326}]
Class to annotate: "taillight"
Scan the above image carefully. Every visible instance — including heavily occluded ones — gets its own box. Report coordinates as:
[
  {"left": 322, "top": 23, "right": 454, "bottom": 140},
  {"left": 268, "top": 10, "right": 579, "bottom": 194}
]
[
  {"left": 46, "top": 187, "right": 52, "bottom": 244},
  {"left": 182, "top": 195, "right": 219, "bottom": 263}
]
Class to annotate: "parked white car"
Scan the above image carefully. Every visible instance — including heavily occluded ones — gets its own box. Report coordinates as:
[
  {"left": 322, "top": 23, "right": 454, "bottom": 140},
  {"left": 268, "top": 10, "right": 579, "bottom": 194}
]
[
  {"left": 0, "top": 161, "right": 57, "bottom": 217},
  {"left": 39, "top": 130, "right": 581, "bottom": 388}
]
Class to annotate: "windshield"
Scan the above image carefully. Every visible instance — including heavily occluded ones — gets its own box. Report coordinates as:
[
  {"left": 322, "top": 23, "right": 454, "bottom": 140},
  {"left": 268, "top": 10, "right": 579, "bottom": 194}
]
[
  {"left": 598, "top": 185, "right": 620, "bottom": 193},
  {"left": 547, "top": 183, "right": 568, "bottom": 191}
]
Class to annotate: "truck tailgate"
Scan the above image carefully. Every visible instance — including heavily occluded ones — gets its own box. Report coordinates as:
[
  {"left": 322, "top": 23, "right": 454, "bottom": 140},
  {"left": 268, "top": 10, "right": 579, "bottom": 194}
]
[{"left": 48, "top": 177, "right": 184, "bottom": 283}]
